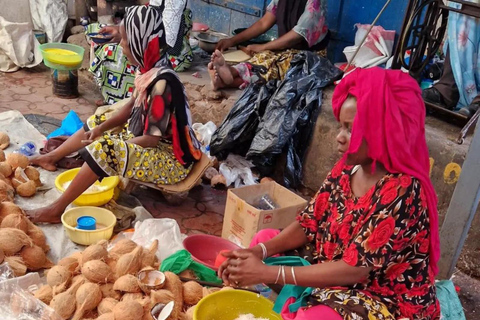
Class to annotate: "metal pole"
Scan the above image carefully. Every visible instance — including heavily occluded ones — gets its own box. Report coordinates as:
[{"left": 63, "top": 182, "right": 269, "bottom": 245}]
[{"left": 438, "top": 120, "right": 480, "bottom": 279}]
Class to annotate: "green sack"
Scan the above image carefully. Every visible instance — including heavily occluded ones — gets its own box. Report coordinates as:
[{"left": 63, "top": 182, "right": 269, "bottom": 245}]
[{"left": 160, "top": 250, "right": 222, "bottom": 284}]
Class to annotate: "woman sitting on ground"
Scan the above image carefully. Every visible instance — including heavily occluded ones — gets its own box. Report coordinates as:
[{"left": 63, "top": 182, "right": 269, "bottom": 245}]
[
  {"left": 29, "top": 5, "right": 201, "bottom": 223},
  {"left": 89, "top": 0, "right": 193, "bottom": 105},
  {"left": 219, "top": 68, "right": 441, "bottom": 320},
  {"left": 209, "top": 0, "right": 329, "bottom": 90}
]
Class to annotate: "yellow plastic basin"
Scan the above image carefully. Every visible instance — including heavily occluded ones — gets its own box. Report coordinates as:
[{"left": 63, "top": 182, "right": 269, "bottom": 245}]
[
  {"left": 61, "top": 207, "right": 116, "bottom": 245},
  {"left": 40, "top": 43, "right": 84, "bottom": 69},
  {"left": 55, "top": 168, "right": 120, "bottom": 207},
  {"left": 194, "top": 290, "right": 281, "bottom": 320}
]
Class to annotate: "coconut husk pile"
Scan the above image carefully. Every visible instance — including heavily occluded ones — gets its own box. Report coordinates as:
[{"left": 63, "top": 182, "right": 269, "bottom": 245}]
[{"left": 36, "top": 239, "right": 223, "bottom": 320}]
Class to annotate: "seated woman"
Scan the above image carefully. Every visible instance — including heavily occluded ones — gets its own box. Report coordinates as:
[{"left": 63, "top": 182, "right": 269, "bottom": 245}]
[
  {"left": 219, "top": 68, "right": 441, "bottom": 320},
  {"left": 29, "top": 5, "right": 201, "bottom": 223},
  {"left": 89, "top": 0, "right": 193, "bottom": 105},
  {"left": 209, "top": 0, "right": 329, "bottom": 90}
]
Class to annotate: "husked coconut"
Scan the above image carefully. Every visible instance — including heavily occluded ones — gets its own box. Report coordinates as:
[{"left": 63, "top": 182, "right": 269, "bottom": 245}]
[
  {"left": 0, "top": 248, "right": 3, "bottom": 264},
  {"left": 6, "top": 153, "right": 29, "bottom": 170},
  {"left": 113, "top": 274, "right": 141, "bottom": 293},
  {"left": 115, "top": 246, "right": 142, "bottom": 278},
  {"left": 97, "top": 298, "right": 119, "bottom": 315},
  {"left": 20, "top": 245, "right": 53, "bottom": 270},
  {"left": 81, "top": 260, "right": 114, "bottom": 284},
  {"left": 0, "top": 162, "right": 12, "bottom": 177},
  {"left": 16, "top": 180, "right": 37, "bottom": 197},
  {"left": 4, "top": 256, "right": 27, "bottom": 276},
  {"left": 0, "top": 228, "right": 33, "bottom": 255},
  {"left": 33, "top": 285, "right": 53, "bottom": 305},
  {"left": 1, "top": 214, "right": 28, "bottom": 233},
  {"left": 113, "top": 300, "right": 144, "bottom": 320},
  {"left": 0, "top": 202, "right": 23, "bottom": 222},
  {"left": 182, "top": 281, "right": 203, "bottom": 305},
  {"left": 97, "top": 313, "right": 115, "bottom": 320},
  {"left": 49, "top": 277, "right": 85, "bottom": 320},
  {"left": 109, "top": 239, "right": 138, "bottom": 260},
  {"left": 81, "top": 240, "right": 108, "bottom": 265},
  {"left": 71, "top": 282, "right": 102, "bottom": 320},
  {"left": 26, "top": 222, "right": 49, "bottom": 252},
  {"left": 141, "top": 240, "right": 158, "bottom": 269},
  {"left": 0, "top": 150, "right": 5, "bottom": 161},
  {"left": 47, "top": 265, "right": 72, "bottom": 295},
  {"left": 163, "top": 272, "right": 183, "bottom": 319},
  {"left": 0, "top": 132, "right": 9, "bottom": 149},
  {"left": 100, "top": 283, "right": 122, "bottom": 300}
]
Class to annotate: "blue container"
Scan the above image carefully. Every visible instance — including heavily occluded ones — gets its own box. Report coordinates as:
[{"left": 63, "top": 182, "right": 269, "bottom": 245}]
[
  {"left": 76, "top": 216, "right": 97, "bottom": 230},
  {"left": 14, "top": 142, "right": 37, "bottom": 156}
]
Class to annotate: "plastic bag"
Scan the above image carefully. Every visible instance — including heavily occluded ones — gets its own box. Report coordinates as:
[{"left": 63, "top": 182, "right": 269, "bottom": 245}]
[
  {"left": 130, "top": 218, "right": 186, "bottom": 262},
  {"left": 192, "top": 121, "right": 217, "bottom": 156},
  {"left": 218, "top": 154, "right": 257, "bottom": 188},
  {"left": 210, "top": 81, "right": 277, "bottom": 160},
  {"left": 247, "top": 52, "right": 342, "bottom": 187},
  {"left": 47, "top": 110, "right": 83, "bottom": 139}
]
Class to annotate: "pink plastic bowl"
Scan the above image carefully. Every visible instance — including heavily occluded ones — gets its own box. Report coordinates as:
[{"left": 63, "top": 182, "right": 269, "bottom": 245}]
[{"left": 183, "top": 234, "right": 241, "bottom": 271}]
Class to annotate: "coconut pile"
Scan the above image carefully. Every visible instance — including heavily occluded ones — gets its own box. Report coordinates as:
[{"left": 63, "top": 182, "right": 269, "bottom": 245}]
[{"left": 33, "top": 239, "right": 223, "bottom": 320}]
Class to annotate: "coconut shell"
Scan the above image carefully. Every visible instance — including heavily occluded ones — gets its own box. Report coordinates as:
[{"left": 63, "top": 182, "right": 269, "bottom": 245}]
[
  {"left": 16, "top": 180, "right": 37, "bottom": 197},
  {"left": 109, "top": 239, "right": 138, "bottom": 260},
  {"left": 4, "top": 256, "right": 27, "bottom": 276},
  {"left": 0, "top": 179, "right": 14, "bottom": 193},
  {"left": 182, "top": 281, "right": 203, "bottom": 306},
  {"left": 81, "top": 240, "right": 108, "bottom": 265},
  {"left": 137, "top": 296, "right": 152, "bottom": 320},
  {"left": 26, "top": 222, "right": 49, "bottom": 252},
  {"left": 106, "top": 256, "right": 117, "bottom": 272},
  {"left": 0, "top": 227, "right": 33, "bottom": 256},
  {"left": 163, "top": 272, "right": 183, "bottom": 319},
  {"left": 0, "top": 132, "right": 9, "bottom": 150},
  {"left": 0, "top": 202, "right": 23, "bottom": 222},
  {"left": 179, "top": 270, "right": 197, "bottom": 280},
  {"left": 115, "top": 246, "right": 142, "bottom": 279},
  {"left": 150, "top": 289, "right": 174, "bottom": 306},
  {"left": 141, "top": 240, "right": 158, "bottom": 269},
  {"left": 58, "top": 256, "right": 80, "bottom": 274},
  {"left": 82, "top": 260, "right": 114, "bottom": 284},
  {"left": 1, "top": 214, "right": 28, "bottom": 233},
  {"left": 100, "top": 283, "right": 122, "bottom": 300},
  {"left": 0, "top": 162, "right": 12, "bottom": 178},
  {"left": 72, "top": 282, "right": 102, "bottom": 320},
  {"left": 113, "top": 274, "right": 141, "bottom": 293},
  {"left": 6, "top": 153, "right": 29, "bottom": 170},
  {"left": 0, "top": 248, "right": 4, "bottom": 264},
  {"left": 20, "top": 245, "right": 53, "bottom": 271},
  {"left": 98, "top": 298, "right": 119, "bottom": 315},
  {"left": 33, "top": 285, "right": 53, "bottom": 305},
  {"left": 16, "top": 166, "right": 40, "bottom": 183},
  {"left": 97, "top": 313, "right": 115, "bottom": 320},
  {"left": 185, "top": 306, "right": 195, "bottom": 320},
  {"left": 0, "top": 150, "right": 5, "bottom": 161},
  {"left": 47, "top": 265, "right": 72, "bottom": 295},
  {"left": 113, "top": 300, "right": 144, "bottom": 320},
  {"left": 121, "top": 293, "right": 143, "bottom": 301},
  {"left": 50, "top": 277, "right": 85, "bottom": 320}
]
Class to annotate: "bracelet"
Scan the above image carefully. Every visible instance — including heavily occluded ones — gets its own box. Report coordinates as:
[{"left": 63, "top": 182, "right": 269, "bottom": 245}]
[
  {"left": 274, "top": 266, "right": 282, "bottom": 284},
  {"left": 258, "top": 243, "right": 268, "bottom": 260},
  {"left": 281, "top": 266, "right": 286, "bottom": 285},
  {"left": 291, "top": 267, "right": 298, "bottom": 286}
]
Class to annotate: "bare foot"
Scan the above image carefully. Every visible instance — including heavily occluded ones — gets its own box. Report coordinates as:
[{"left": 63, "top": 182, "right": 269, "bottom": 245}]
[
  {"left": 212, "top": 50, "right": 234, "bottom": 85},
  {"left": 208, "top": 65, "right": 225, "bottom": 90},
  {"left": 26, "top": 205, "right": 63, "bottom": 224},
  {"left": 30, "top": 155, "right": 57, "bottom": 171}
]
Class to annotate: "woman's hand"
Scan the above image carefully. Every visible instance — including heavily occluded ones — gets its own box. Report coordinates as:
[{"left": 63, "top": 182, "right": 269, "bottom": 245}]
[
  {"left": 218, "top": 250, "right": 269, "bottom": 287},
  {"left": 99, "top": 26, "right": 121, "bottom": 43},
  {"left": 216, "top": 38, "right": 235, "bottom": 51},
  {"left": 245, "top": 44, "right": 266, "bottom": 55},
  {"left": 83, "top": 127, "right": 102, "bottom": 145}
]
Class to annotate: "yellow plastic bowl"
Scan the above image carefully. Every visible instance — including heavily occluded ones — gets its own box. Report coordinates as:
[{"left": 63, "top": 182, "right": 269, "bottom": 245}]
[
  {"left": 194, "top": 290, "right": 281, "bottom": 320},
  {"left": 55, "top": 168, "right": 120, "bottom": 207},
  {"left": 61, "top": 207, "right": 116, "bottom": 245}
]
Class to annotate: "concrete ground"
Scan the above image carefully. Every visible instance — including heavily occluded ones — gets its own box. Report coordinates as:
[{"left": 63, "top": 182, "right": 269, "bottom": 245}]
[{"left": 1, "top": 65, "right": 478, "bottom": 319}]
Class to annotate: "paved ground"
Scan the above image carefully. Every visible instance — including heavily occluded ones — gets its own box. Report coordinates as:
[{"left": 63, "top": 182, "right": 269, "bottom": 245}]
[{"left": 1, "top": 65, "right": 479, "bottom": 319}]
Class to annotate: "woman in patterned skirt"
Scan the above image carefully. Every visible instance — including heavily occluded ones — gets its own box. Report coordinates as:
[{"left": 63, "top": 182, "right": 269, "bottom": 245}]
[
  {"left": 29, "top": 5, "right": 201, "bottom": 223},
  {"left": 218, "top": 68, "right": 441, "bottom": 320}
]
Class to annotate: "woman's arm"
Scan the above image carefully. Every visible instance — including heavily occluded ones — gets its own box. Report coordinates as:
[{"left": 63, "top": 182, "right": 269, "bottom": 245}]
[
  {"left": 95, "top": 97, "right": 135, "bottom": 133},
  {"left": 248, "top": 30, "right": 303, "bottom": 53},
  {"left": 127, "top": 135, "right": 160, "bottom": 148}
]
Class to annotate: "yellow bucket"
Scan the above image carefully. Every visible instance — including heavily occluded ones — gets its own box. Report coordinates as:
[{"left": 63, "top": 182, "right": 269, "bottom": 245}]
[
  {"left": 61, "top": 207, "right": 116, "bottom": 245},
  {"left": 194, "top": 290, "right": 282, "bottom": 320},
  {"left": 55, "top": 168, "right": 120, "bottom": 207}
]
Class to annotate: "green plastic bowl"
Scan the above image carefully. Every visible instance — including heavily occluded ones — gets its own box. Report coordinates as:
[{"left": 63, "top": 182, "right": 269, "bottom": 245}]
[
  {"left": 40, "top": 43, "right": 85, "bottom": 71},
  {"left": 194, "top": 290, "right": 282, "bottom": 320}
]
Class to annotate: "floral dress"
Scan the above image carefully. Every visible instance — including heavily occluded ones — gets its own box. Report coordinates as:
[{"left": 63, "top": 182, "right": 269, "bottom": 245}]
[{"left": 296, "top": 160, "right": 440, "bottom": 320}]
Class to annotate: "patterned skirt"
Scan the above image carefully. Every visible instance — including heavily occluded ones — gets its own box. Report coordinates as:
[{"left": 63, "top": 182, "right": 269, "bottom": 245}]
[{"left": 79, "top": 114, "right": 191, "bottom": 186}]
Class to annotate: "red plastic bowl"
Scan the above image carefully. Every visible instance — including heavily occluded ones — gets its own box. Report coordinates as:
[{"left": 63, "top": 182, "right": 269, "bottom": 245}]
[{"left": 183, "top": 234, "right": 241, "bottom": 271}]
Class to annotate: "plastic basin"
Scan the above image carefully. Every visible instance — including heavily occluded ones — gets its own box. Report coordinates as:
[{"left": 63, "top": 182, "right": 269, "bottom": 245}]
[
  {"left": 183, "top": 234, "right": 241, "bottom": 271},
  {"left": 55, "top": 168, "right": 120, "bottom": 207},
  {"left": 61, "top": 207, "right": 116, "bottom": 245},
  {"left": 194, "top": 290, "right": 281, "bottom": 320},
  {"left": 40, "top": 43, "right": 84, "bottom": 70}
]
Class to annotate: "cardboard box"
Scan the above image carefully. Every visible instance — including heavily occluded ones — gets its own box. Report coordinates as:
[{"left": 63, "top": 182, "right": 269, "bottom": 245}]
[{"left": 222, "top": 181, "right": 308, "bottom": 248}]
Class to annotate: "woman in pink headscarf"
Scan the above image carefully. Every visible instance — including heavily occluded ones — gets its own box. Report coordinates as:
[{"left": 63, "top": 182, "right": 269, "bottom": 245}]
[{"left": 218, "top": 68, "right": 440, "bottom": 320}]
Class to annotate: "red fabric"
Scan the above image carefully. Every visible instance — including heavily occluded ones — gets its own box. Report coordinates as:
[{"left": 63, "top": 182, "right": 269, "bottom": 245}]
[
  {"left": 141, "top": 36, "right": 161, "bottom": 74},
  {"left": 170, "top": 116, "right": 185, "bottom": 165},
  {"left": 331, "top": 67, "right": 440, "bottom": 275},
  {"left": 150, "top": 95, "right": 165, "bottom": 121}
]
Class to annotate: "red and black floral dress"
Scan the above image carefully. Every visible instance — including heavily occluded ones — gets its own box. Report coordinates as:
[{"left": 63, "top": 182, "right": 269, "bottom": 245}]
[{"left": 296, "top": 160, "right": 440, "bottom": 320}]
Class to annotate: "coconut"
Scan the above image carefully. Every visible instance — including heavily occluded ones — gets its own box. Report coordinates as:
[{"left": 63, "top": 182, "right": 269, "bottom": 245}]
[
  {"left": 109, "top": 239, "right": 138, "bottom": 260},
  {"left": 49, "top": 277, "right": 85, "bottom": 320},
  {"left": 0, "top": 202, "right": 23, "bottom": 222},
  {"left": 0, "top": 162, "right": 12, "bottom": 178},
  {"left": 115, "top": 246, "right": 142, "bottom": 278},
  {"left": 57, "top": 256, "right": 80, "bottom": 274},
  {"left": 47, "top": 265, "right": 72, "bottom": 295},
  {"left": 16, "top": 180, "right": 37, "bottom": 197},
  {"left": 121, "top": 293, "right": 143, "bottom": 301},
  {"left": 4, "top": 256, "right": 27, "bottom": 276},
  {"left": 26, "top": 223, "right": 49, "bottom": 252},
  {"left": 1, "top": 214, "right": 28, "bottom": 233},
  {"left": 0, "top": 132, "right": 9, "bottom": 149},
  {"left": 0, "top": 228, "right": 33, "bottom": 256},
  {"left": 98, "top": 298, "right": 119, "bottom": 315},
  {"left": 0, "top": 190, "right": 13, "bottom": 202},
  {"left": 163, "top": 272, "right": 183, "bottom": 319},
  {"left": 0, "top": 150, "right": 5, "bottom": 161},
  {"left": 33, "top": 285, "right": 53, "bottom": 305},
  {"left": 72, "top": 282, "right": 102, "bottom": 320},
  {"left": 0, "top": 179, "right": 14, "bottom": 193},
  {"left": 20, "top": 245, "right": 54, "bottom": 271},
  {"left": 179, "top": 269, "right": 197, "bottom": 280},
  {"left": 16, "top": 166, "right": 41, "bottom": 184},
  {"left": 150, "top": 290, "right": 174, "bottom": 306},
  {"left": 185, "top": 306, "right": 195, "bottom": 320},
  {"left": 100, "top": 283, "right": 122, "bottom": 300},
  {"left": 81, "top": 240, "right": 108, "bottom": 266},
  {"left": 0, "top": 248, "right": 4, "bottom": 264},
  {"left": 113, "top": 274, "right": 141, "bottom": 293},
  {"left": 97, "top": 313, "right": 115, "bottom": 320},
  {"left": 138, "top": 296, "right": 152, "bottom": 320},
  {"left": 182, "top": 281, "right": 203, "bottom": 306},
  {"left": 106, "top": 256, "right": 117, "bottom": 272},
  {"left": 6, "top": 153, "right": 29, "bottom": 170},
  {"left": 82, "top": 260, "right": 114, "bottom": 284},
  {"left": 113, "top": 300, "right": 144, "bottom": 320},
  {"left": 11, "top": 178, "right": 22, "bottom": 189},
  {"left": 141, "top": 240, "right": 158, "bottom": 269}
]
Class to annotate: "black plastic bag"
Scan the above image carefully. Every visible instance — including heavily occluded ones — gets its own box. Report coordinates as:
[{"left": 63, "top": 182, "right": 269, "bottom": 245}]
[
  {"left": 210, "top": 80, "right": 277, "bottom": 160},
  {"left": 247, "top": 52, "right": 342, "bottom": 188}
]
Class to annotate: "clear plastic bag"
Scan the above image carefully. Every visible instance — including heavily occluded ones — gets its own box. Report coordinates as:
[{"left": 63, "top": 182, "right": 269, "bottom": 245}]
[{"left": 218, "top": 154, "right": 258, "bottom": 188}]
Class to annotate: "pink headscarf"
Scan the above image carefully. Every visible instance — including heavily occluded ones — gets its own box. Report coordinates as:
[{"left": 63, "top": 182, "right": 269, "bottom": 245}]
[{"left": 332, "top": 68, "right": 440, "bottom": 275}]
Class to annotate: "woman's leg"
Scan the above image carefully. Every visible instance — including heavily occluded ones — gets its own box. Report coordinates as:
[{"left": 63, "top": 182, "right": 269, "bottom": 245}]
[
  {"left": 30, "top": 128, "right": 87, "bottom": 171},
  {"left": 26, "top": 163, "right": 99, "bottom": 223}
]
